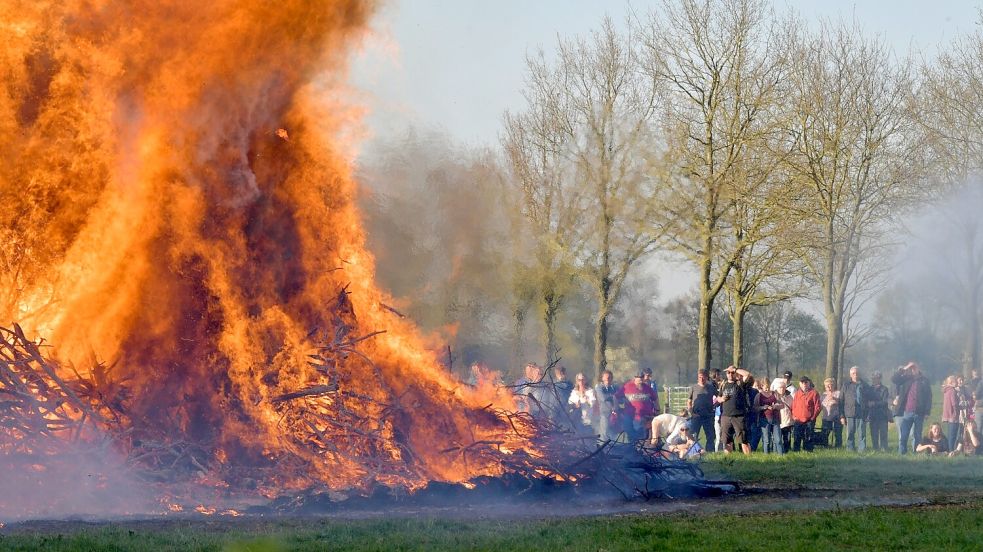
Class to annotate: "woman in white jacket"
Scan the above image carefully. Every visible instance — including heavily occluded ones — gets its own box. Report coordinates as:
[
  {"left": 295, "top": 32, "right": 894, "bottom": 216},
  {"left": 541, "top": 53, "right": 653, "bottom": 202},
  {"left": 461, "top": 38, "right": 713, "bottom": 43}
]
[
  {"left": 776, "top": 380, "right": 794, "bottom": 454},
  {"left": 568, "top": 373, "right": 597, "bottom": 434}
]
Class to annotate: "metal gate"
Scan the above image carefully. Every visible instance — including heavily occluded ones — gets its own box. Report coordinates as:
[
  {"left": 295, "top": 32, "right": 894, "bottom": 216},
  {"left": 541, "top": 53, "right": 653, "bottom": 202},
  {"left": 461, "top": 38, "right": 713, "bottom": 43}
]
[{"left": 663, "top": 385, "right": 690, "bottom": 416}]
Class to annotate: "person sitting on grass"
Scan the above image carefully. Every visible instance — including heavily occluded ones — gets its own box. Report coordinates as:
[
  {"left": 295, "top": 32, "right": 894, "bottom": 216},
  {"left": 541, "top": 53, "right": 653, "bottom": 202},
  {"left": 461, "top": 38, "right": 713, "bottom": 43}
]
[
  {"left": 791, "top": 376, "right": 821, "bottom": 452},
  {"left": 950, "top": 420, "right": 981, "bottom": 456},
  {"left": 650, "top": 410, "right": 687, "bottom": 448},
  {"left": 664, "top": 424, "right": 703, "bottom": 459},
  {"left": 915, "top": 423, "right": 949, "bottom": 455}
]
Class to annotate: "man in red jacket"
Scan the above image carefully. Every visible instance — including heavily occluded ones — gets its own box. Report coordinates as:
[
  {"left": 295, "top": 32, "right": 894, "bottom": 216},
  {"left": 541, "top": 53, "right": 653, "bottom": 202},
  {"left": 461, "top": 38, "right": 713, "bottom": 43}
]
[
  {"left": 618, "top": 371, "right": 659, "bottom": 441},
  {"left": 791, "top": 376, "right": 821, "bottom": 452}
]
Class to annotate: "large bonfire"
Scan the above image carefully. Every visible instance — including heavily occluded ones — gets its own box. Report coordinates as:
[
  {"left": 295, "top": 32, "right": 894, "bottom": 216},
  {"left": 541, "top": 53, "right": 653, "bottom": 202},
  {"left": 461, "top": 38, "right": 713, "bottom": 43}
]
[{"left": 0, "top": 0, "right": 533, "bottom": 513}]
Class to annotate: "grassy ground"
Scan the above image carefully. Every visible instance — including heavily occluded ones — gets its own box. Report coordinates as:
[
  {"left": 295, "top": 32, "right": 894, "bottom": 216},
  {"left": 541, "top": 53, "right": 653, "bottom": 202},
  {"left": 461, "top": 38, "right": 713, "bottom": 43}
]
[
  {"left": 1, "top": 500, "right": 980, "bottom": 551},
  {"left": 700, "top": 449, "right": 983, "bottom": 491},
  {"left": 3, "top": 451, "right": 981, "bottom": 551}
]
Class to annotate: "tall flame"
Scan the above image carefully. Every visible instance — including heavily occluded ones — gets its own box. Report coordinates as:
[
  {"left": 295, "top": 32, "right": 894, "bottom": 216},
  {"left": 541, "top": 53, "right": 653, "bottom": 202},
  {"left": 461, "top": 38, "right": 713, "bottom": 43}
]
[{"left": 0, "top": 0, "right": 518, "bottom": 493}]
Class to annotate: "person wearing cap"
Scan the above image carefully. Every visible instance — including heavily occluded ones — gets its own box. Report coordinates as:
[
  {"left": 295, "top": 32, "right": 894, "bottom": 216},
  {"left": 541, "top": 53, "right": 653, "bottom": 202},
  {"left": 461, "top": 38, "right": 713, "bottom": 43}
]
[
  {"left": 641, "top": 367, "right": 661, "bottom": 414},
  {"left": 791, "top": 376, "right": 822, "bottom": 452},
  {"left": 687, "top": 369, "right": 717, "bottom": 451},
  {"left": 716, "top": 365, "right": 755, "bottom": 454},
  {"left": 617, "top": 370, "right": 659, "bottom": 441}
]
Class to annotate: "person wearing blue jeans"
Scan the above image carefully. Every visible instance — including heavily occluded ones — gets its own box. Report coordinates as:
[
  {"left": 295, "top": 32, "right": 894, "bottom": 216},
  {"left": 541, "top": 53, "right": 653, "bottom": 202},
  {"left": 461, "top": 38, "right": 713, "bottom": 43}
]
[
  {"left": 892, "top": 362, "right": 932, "bottom": 454},
  {"left": 687, "top": 370, "right": 718, "bottom": 452},
  {"left": 841, "top": 366, "right": 868, "bottom": 452},
  {"left": 897, "top": 412, "right": 924, "bottom": 455},
  {"left": 754, "top": 380, "right": 782, "bottom": 453}
]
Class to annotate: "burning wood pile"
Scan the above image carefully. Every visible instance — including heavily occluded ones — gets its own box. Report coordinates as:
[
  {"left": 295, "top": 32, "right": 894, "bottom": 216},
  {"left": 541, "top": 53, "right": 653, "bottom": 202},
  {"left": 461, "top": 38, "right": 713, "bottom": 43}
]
[
  {"left": 0, "top": 0, "right": 734, "bottom": 518},
  {"left": 0, "top": 324, "right": 111, "bottom": 456},
  {"left": 1, "top": 295, "right": 732, "bottom": 514}
]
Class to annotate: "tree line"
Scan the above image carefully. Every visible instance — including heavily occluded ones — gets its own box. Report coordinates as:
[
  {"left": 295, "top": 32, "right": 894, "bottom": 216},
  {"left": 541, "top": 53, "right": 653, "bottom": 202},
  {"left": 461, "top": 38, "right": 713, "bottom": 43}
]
[{"left": 359, "top": 0, "right": 983, "bottom": 385}]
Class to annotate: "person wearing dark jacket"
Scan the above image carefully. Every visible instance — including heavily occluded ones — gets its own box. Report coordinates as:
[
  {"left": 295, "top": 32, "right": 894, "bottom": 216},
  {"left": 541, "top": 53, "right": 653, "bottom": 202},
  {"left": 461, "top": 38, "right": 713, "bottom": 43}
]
[
  {"left": 595, "top": 370, "right": 619, "bottom": 442},
  {"left": 892, "top": 362, "right": 932, "bottom": 454},
  {"left": 687, "top": 369, "right": 718, "bottom": 451},
  {"left": 840, "top": 366, "right": 868, "bottom": 452},
  {"left": 717, "top": 366, "right": 754, "bottom": 454},
  {"left": 866, "top": 371, "right": 891, "bottom": 451}
]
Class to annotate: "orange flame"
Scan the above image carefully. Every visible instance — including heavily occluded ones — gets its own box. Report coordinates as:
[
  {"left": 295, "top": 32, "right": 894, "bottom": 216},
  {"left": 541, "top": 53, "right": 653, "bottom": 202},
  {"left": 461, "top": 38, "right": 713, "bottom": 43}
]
[{"left": 0, "top": 0, "right": 523, "bottom": 494}]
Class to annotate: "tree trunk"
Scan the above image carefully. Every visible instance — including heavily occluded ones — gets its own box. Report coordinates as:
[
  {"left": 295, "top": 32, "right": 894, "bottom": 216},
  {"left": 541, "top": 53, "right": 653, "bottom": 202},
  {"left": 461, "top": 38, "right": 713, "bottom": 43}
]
[
  {"left": 763, "top": 339, "right": 772, "bottom": 380},
  {"left": 697, "top": 253, "right": 714, "bottom": 373},
  {"left": 543, "top": 291, "right": 561, "bottom": 368},
  {"left": 593, "top": 304, "right": 609, "bottom": 382},
  {"left": 512, "top": 305, "right": 527, "bottom": 375},
  {"left": 825, "top": 309, "right": 842, "bottom": 383},
  {"left": 732, "top": 304, "right": 746, "bottom": 369},
  {"left": 966, "top": 306, "right": 980, "bottom": 378}
]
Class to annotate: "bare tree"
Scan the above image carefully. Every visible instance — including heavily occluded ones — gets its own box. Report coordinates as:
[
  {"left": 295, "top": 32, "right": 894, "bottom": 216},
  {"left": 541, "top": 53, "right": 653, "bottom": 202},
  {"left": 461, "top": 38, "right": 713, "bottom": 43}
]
[
  {"left": 503, "top": 70, "right": 583, "bottom": 367},
  {"left": 642, "top": 0, "right": 786, "bottom": 373},
  {"left": 838, "top": 244, "right": 893, "bottom": 369},
  {"left": 509, "top": 17, "right": 666, "bottom": 380},
  {"left": 917, "top": 12, "right": 983, "bottom": 182},
  {"left": 782, "top": 19, "right": 921, "bottom": 382},
  {"left": 723, "top": 171, "right": 805, "bottom": 368}
]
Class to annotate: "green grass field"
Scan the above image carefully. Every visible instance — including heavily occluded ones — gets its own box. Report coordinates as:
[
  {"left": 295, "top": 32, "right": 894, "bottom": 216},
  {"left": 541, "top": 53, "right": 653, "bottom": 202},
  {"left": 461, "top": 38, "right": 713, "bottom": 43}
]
[
  {"left": 3, "top": 450, "right": 981, "bottom": 552},
  {"left": 701, "top": 448, "right": 983, "bottom": 491},
  {"left": 1, "top": 500, "right": 980, "bottom": 551}
]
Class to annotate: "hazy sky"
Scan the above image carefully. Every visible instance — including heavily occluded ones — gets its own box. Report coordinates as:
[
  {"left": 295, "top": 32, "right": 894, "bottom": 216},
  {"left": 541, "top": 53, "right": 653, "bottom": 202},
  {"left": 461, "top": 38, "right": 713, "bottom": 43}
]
[
  {"left": 349, "top": 1, "right": 981, "bottom": 301},
  {"left": 351, "top": 1, "right": 980, "bottom": 149}
]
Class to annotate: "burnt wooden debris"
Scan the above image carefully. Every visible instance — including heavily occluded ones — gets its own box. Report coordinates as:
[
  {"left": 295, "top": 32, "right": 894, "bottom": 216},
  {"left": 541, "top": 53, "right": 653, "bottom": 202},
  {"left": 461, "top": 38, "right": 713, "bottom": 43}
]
[{"left": 0, "top": 287, "right": 735, "bottom": 511}]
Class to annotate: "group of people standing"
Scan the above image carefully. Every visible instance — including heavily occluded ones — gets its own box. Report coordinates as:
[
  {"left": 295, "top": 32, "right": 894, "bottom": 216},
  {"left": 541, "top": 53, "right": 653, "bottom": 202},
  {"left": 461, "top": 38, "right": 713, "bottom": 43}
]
[
  {"left": 512, "top": 362, "right": 661, "bottom": 442},
  {"left": 686, "top": 366, "right": 829, "bottom": 455},
  {"left": 687, "top": 362, "right": 982, "bottom": 457},
  {"left": 505, "top": 359, "right": 983, "bottom": 459}
]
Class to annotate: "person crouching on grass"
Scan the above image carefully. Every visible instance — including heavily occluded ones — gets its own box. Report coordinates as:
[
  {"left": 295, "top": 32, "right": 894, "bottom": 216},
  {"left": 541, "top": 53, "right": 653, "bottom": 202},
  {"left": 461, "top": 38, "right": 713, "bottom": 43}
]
[
  {"left": 716, "top": 366, "right": 754, "bottom": 455},
  {"left": 791, "top": 376, "right": 821, "bottom": 452},
  {"left": 650, "top": 410, "right": 687, "bottom": 448}
]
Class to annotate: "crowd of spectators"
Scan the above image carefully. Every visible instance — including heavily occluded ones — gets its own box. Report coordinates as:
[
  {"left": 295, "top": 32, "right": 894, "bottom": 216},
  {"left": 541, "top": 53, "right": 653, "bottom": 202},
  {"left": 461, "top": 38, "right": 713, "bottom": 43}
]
[{"left": 502, "top": 360, "right": 983, "bottom": 459}]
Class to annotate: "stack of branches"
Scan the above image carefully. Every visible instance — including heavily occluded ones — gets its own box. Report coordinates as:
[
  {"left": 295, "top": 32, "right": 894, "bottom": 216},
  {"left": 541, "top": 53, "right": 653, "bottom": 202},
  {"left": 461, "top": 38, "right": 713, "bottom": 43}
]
[
  {"left": 0, "top": 323, "right": 109, "bottom": 456},
  {"left": 0, "top": 287, "right": 735, "bottom": 505},
  {"left": 264, "top": 287, "right": 425, "bottom": 492},
  {"left": 440, "top": 375, "right": 733, "bottom": 501}
]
